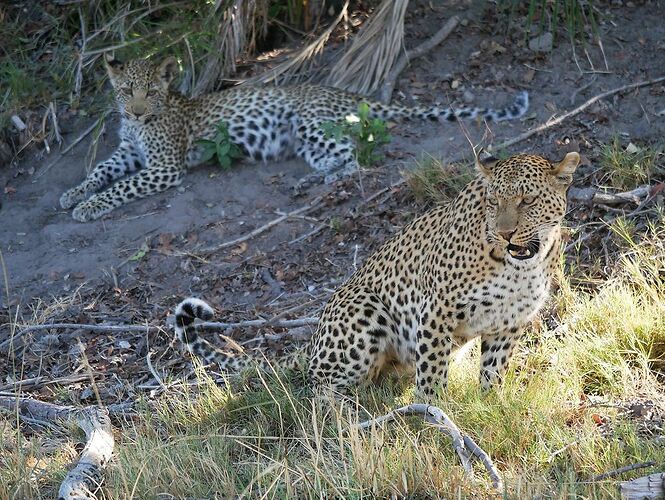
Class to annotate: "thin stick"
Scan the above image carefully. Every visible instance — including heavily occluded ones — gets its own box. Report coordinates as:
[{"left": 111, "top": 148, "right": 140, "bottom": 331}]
[
  {"left": 199, "top": 196, "right": 323, "bottom": 254},
  {"left": 146, "top": 351, "right": 168, "bottom": 391},
  {"left": 356, "top": 403, "right": 503, "bottom": 490},
  {"left": 379, "top": 16, "right": 460, "bottom": 103},
  {"left": 34, "top": 118, "right": 102, "bottom": 179},
  {"left": 590, "top": 461, "right": 656, "bottom": 482},
  {"left": 491, "top": 75, "right": 665, "bottom": 152},
  {"left": 0, "top": 396, "right": 114, "bottom": 500},
  {"left": 0, "top": 373, "right": 92, "bottom": 392},
  {"left": 1, "top": 317, "right": 320, "bottom": 352}
]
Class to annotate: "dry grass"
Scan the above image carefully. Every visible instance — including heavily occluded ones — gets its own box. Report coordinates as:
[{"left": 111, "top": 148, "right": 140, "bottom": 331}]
[
  {"left": 1, "top": 221, "right": 663, "bottom": 498},
  {"left": 599, "top": 139, "right": 664, "bottom": 190},
  {"left": 404, "top": 154, "right": 476, "bottom": 206}
]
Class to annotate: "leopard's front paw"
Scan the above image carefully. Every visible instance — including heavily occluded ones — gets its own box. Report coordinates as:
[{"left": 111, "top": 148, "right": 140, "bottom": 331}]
[
  {"left": 72, "top": 199, "right": 107, "bottom": 222},
  {"left": 60, "top": 186, "right": 88, "bottom": 209}
]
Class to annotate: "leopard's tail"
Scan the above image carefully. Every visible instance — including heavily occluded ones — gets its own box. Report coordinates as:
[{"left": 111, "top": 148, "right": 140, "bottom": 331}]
[
  {"left": 174, "top": 298, "right": 305, "bottom": 372},
  {"left": 368, "top": 90, "right": 529, "bottom": 123}
]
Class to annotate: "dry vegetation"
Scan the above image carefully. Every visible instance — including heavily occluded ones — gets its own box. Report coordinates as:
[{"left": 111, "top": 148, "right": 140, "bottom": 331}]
[{"left": 1, "top": 0, "right": 664, "bottom": 498}]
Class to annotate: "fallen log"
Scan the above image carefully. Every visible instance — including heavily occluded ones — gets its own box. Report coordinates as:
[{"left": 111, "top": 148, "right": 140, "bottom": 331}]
[
  {"left": 0, "top": 396, "right": 114, "bottom": 500},
  {"left": 620, "top": 472, "right": 665, "bottom": 500}
]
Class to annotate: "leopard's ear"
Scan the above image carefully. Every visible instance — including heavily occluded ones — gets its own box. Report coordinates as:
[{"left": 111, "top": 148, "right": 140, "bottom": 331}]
[
  {"left": 104, "top": 52, "right": 124, "bottom": 80},
  {"left": 550, "top": 152, "right": 580, "bottom": 190},
  {"left": 475, "top": 153, "right": 499, "bottom": 179},
  {"left": 157, "top": 56, "right": 178, "bottom": 89}
]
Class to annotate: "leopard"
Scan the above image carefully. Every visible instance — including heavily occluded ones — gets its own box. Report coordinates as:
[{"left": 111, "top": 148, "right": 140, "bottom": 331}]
[
  {"left": 174, "top": 152, "right": 581, "bottom": 400},
  {"left": 60, "top": 54, "right": 529, "bottom": 222}
]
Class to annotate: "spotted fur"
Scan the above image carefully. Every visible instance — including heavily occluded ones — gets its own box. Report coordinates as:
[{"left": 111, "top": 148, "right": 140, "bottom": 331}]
[
  {"left": 175, "top": 152, "right": 580, "bottom": 399},
  {"left": 61, "top": 55, "right": 529, "bottom": 222}
]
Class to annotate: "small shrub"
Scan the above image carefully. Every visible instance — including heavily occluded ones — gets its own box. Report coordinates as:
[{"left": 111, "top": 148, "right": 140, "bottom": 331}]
[
  {"left": 321, "top": 102, "right": 391, "bottom": 167},
  {"left": 196, "top": 120, "right": 244, "bottom": 169}
]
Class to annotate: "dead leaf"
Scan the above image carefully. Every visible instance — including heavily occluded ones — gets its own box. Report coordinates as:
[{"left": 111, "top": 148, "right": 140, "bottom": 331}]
[
  {"left": 523, "top": 69, "right": 536, "bottom": 83},
  {"left": 4, "top": 186, "right": 16, "bottom": 195},
  {"left": 157, "top": 233, "right": 174, "bottom": 253},
  {"left": 231, "top": 242, "right": 248, "bottom": 256}
]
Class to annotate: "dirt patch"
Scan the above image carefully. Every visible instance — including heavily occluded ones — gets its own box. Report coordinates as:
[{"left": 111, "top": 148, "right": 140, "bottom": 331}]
[{"left": 1, "top": 1, "right": 664, "bottom": 394}]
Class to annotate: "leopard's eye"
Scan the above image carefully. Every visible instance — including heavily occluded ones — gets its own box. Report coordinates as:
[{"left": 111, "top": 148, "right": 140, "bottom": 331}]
[
  {"left": 487, "top": 195, "right": 498, "bottom": 207},
  {"left": 146, "top": 89, "right": 158, "bottom": 97},
  {"left": 520, "top": 196, "right": 536, "bottom": 206},
  {"left": 119, "top": 86, "right": 132, "bottom": 95}
]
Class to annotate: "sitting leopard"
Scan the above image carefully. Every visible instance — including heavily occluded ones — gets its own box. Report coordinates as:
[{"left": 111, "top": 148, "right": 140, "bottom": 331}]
[
  {"left": 174, "top": 152, "right": 580, "bottom": 399},
  {"left": 60, "top": 54, "right": 529, "bottom": 221}
]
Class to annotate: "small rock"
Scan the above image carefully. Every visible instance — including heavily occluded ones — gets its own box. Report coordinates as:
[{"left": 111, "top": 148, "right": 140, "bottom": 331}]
[
  {"left": 462, "top": 91, "right": 474, "bottom": 103},
  {"left": 450, "top": 79, "right": 461, "bottom": 90},
  {"left": 529, "top": 32, "right": 553, "bottom": 52}
]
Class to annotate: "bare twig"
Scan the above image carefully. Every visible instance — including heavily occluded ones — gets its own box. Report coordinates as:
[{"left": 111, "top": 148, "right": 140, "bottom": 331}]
[
  {"left": 241, "top": 326, "right": 313, "bottom": 346},
  {"left": 198, "top": 196, "right": 323, "bottom": 254},
  {"left": 568, "top": 184, "right": 652, "bottom": 206},
  {"left": 0, "top": 373, "right": 93, "bottom": 392},
  {"left": 146, "top": 351, "right": 168, "bottom": 392},
  {"left": 0, "top": 322, "right": 155, "bottom": 353},
  {"left": 490, "top": 75, "right": 665, "bottom": 152},
  {"left": 356, "top": 403, "right": 503, "bottom": 490},
  {"left": 34, "top": 118, "right": 102, "bottom": 179},
  {"left": 590, "top": 461, "right": 656, "bottom": 482},
  {"left": 1, "top": 316, "right": 320, "bottom": 353},
  {"left": 379, "top": 16, "right": 460, "bottom": 103},
  {"left": 0, "top": 396, "right": 114, "bottom": 500},
  {"left": 195, "top": 317, "right": 319, "bottom": 330}
]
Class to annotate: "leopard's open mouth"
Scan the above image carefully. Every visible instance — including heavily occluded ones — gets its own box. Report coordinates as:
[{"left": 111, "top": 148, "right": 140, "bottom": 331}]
[{"left": 507, "top": 239, "right": 540, "bottom": 260}]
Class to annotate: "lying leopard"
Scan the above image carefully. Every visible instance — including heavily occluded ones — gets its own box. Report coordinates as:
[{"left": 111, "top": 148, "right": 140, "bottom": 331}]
[
  {"left": 60, "top": 55, "right": 529, "bottom": 221},
  {"left": 175, "top": 152, "right": 580, "bottom": 399}
]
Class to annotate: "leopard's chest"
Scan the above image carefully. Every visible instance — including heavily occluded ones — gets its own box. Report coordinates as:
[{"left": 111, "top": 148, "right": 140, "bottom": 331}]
[{"left": 457, "top": 264, "right": 550, "bottom": 338}]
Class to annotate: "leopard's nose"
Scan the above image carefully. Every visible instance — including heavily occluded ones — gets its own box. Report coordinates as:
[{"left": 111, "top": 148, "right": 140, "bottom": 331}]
[
  {"left": 130, "top": 103, "right": 146, "bottom": 117},
  {"left": 498, "top": 229, "right": 515, "bottom": 241}
]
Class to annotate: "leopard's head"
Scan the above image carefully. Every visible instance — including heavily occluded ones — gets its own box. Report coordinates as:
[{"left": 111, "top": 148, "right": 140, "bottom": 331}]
[
  {"left": 104, "top": 54, "right": 179, "bottom": 123},
  {"left": 477, "top": 152, "right": 580, "bottom": 264}
]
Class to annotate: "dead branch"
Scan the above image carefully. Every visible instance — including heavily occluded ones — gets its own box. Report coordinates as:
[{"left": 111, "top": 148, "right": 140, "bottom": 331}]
[
  {"left": 1, "top": 316, "right": 319, "bottom": 354},
  {"left": 188, "top": 316, "right": 319, "bottom": 330},
  {"left": 0, "top": 396, "right": 114, "bottom": 500},
  {"left": 590, "top": 461, "right": 656, "bottom": 482},
  {"left": 241, "top": 326, "right": 314, "bottom": 346},
  {"left": 379, "top": 16, "right": 460, "bottom": 103},
  {"left": 620, "top": 472, "right": 664, "bottom": 499},
  {"left": 34, "top": 118, "right": 102, "bottom": 179},
  {"left": 198, "top": 196, "right": 323, "bottom": 254},
  {"left": 568, "top": 185, "right": 652, "bottom": 206},
  {"left": 356, "top": 403, "right": 503, "bottom": 490},
  {"left": 491, "top": 75, "right": 665, "bottom": 152},
  {"left": 0, "top": 373, "right": 92, "bottom": 392}
]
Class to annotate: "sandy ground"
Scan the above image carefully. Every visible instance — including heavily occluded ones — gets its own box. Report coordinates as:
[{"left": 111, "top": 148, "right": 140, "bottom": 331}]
[{"left": 1, "top": 0, "right": 663, "bottom": 332}]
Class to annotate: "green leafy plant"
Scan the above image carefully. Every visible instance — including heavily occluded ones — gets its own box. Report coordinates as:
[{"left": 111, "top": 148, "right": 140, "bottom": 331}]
[
  {"left": 321, "top": 102, "right": 391, "bottom": 167},
  {"left": 196, "top": 120, "right": 243, "bottom": 169}
]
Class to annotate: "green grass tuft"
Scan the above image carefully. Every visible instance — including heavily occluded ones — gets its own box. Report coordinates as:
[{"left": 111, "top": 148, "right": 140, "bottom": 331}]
[{"left": 599, "top": 138, "right": 664, "bottom": 190}]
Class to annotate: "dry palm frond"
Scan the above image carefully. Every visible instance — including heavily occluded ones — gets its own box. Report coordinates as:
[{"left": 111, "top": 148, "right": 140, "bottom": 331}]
[
  {"left": 326, "top": 0, "right": 408, "bottom": 95},
  {"left": 193, "top": 0, "right": 263, "bottom": 96},
  {"left": 243, "top": 0, "right": 350, "bottom": 86}
]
